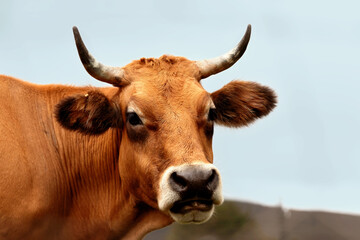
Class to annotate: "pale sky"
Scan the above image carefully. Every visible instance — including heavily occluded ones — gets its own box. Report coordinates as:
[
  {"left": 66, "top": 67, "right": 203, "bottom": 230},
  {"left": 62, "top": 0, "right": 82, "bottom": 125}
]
[{"left": 1, "top": 0, "right": 359, "bottom": 215}]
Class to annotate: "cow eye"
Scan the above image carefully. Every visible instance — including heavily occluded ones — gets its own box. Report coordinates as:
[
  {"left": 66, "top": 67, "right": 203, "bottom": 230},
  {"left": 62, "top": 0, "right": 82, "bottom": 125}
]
[
  {"left": 208, "top": 108, "right": 216, "bottom": 121},
  {"left": 127, "top": 112, "right": 143, "bottom": 126}
]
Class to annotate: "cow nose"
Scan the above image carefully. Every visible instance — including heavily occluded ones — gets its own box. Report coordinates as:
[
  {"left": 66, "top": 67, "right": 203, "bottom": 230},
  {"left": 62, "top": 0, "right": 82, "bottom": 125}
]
[{"left": 169, "top": 167, "right": 219, "bottom": 199}]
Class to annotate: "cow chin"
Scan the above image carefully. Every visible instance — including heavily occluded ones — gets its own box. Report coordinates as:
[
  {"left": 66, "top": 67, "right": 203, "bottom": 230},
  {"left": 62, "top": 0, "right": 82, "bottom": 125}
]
[
  {"left": 158, "top": 163, "right": 224, "bottom": 224},
  {"left": 169, "top": 205, "right": 215, "bottom": 224}
]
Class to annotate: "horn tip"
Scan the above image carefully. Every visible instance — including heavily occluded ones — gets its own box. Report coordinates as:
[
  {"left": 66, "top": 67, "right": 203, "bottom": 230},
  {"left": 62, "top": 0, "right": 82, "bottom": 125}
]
[
  {"left": 246, "top": 24, "right": 252, "bottom": 34},
  {"left": 72, "top": 26, "right": 80, "bottom": 35}
]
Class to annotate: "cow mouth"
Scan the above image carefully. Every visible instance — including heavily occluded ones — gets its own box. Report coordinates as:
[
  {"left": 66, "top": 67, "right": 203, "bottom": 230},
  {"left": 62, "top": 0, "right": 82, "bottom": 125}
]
[{"left": 170, "top": 199, "right": 213, "bottom": 214}]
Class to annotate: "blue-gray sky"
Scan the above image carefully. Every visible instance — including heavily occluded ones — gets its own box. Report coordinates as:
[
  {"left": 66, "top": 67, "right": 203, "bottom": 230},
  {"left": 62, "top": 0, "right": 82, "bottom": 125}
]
[{"left": 1, "top": 0, "right": 359, "bottom": 214}]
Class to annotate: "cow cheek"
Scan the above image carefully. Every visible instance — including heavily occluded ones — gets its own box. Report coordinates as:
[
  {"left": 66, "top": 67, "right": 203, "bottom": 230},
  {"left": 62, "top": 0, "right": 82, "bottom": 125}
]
[
  {"left": 118, "top": 142, "right": 138, "bottom": 192},
  {"left": 198, "top": 124, "right": 214, "bottom": 163},
  {"left": 133, "top": 153, "right": 163, "bottom": 207},
  {"left": 118, "top": 143, "right": 158, "bottom": 206}
]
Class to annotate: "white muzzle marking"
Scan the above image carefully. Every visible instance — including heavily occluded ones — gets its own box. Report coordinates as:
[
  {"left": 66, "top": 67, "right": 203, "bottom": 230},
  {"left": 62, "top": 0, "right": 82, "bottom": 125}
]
[{"left": 158, "top": 163, "right": 223, "bottom": 224}]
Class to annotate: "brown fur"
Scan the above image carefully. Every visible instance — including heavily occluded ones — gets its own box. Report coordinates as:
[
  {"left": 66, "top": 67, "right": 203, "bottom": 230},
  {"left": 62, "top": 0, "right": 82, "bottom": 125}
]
[
  {"left": 211, "top": 81, "right": 277, "bottom": 127},
  {"left": 55, "top": 90, "right": 122, "bottom": 134},
  {"left": 0, "top": 54, "right": 276, "bottom": 240}
]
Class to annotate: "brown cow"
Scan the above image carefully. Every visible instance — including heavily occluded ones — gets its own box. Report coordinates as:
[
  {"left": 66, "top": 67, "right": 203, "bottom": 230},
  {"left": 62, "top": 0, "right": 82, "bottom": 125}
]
[{"left": 0, "top": 25, "right": 276, "bottom": 240}]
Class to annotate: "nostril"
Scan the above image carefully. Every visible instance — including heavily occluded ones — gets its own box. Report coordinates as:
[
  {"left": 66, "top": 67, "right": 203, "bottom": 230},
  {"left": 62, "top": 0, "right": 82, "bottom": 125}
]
[
  {"left": 208, "top": 169, "right": 216, "bottom": 182},
  {"left": 170, "top": 172, "right": 188, "bottom": 192},
  {"left": 207, "top": 169, "right": 219, "bottom": 191}
]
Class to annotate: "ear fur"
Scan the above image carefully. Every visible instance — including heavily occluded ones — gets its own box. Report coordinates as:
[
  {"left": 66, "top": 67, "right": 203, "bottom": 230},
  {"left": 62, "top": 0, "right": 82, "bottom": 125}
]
[
  {"left": 210, "top": 81, "right": 277, "bottom": 127},
  {"left": 55, "top": 90, "right": 122, "bottom": 134}
]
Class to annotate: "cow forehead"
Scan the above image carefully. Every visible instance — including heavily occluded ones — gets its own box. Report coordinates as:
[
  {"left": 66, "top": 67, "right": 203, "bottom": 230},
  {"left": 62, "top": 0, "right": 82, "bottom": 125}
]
[
  {"left": 123, "top": 55, "right": 201, "bottom": 81},
  {"left": 121, "top": 55, "right": 209, "bottom": 115}
]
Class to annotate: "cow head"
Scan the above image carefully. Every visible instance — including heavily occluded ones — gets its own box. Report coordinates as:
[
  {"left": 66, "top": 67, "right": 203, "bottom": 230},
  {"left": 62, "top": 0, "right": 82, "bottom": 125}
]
[{"left": 55, "top": 25, "right": 276, "bottom": 224}]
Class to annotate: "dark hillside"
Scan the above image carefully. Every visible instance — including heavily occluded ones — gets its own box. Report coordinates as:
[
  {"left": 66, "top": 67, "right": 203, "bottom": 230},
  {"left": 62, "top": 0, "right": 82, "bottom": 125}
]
[{"left": 146, "top": 200, "right": 360, "bottom": 240}]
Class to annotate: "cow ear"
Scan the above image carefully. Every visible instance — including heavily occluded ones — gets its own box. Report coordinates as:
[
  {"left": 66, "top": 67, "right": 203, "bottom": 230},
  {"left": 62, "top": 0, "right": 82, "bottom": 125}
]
[
  {"left": 55, "top": 90, "right": 122, "bottom": 134},
  {"left": 210, "top": 81, "right": 277, "bottom": 127}
]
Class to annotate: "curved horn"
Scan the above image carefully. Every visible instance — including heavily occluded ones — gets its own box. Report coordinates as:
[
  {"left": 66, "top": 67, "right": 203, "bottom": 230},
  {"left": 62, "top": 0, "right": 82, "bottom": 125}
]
[
  {"left": 72, "top": 26, "right": 125, "bottom": 86},
  {"left": 196, "top": 24, "right": 251, "bottom": 79}
]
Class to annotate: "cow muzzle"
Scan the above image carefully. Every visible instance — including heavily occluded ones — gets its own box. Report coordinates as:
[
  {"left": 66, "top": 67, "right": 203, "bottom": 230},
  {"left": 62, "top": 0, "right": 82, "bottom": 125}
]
[{"left": 158, "top": 163, "right": 223, "bottom": 224}]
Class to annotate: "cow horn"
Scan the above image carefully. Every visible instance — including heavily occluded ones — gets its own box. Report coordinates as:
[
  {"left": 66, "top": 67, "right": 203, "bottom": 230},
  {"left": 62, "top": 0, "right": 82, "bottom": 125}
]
[
  {"left": 72, "top": 26, "right": 125, "bottom": 86},
  {"left": 196, "top": 24, "right": 251, "bottom": 79}
]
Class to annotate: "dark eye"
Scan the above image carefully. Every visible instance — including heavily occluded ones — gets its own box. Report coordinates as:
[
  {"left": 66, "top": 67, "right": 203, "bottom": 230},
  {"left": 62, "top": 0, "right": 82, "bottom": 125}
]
[
  {"left": 208, "top": 108, "right": 216, "bottom": 121},
  {"left": 127, "top": 112, "right": 143, "bottom": 126}
]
